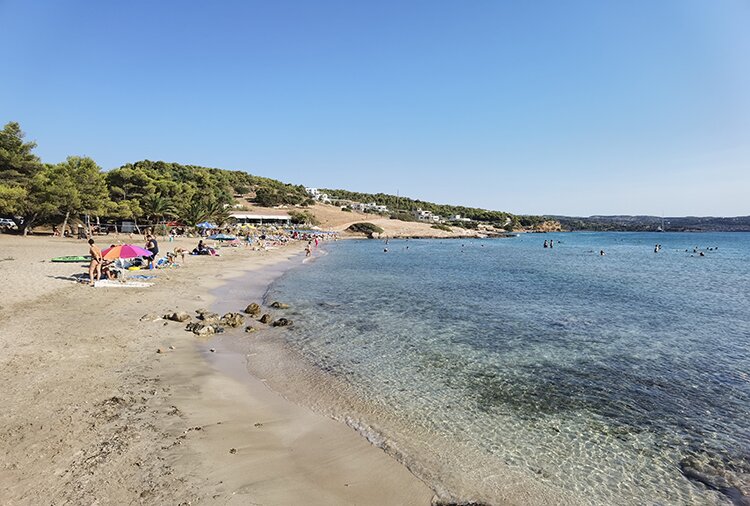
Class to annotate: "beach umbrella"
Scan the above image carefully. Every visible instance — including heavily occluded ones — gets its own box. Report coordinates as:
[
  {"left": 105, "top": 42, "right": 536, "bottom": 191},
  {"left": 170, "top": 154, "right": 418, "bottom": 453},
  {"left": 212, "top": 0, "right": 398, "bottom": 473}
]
[
  {"left": 208, "top": 233, "right": 237, "bottom": 241},
  {"left": 101, "top": 244, "right": 153, "bottom": 260},
  {"left": 197, "top": 222, "right": 216, "bottom": 229}
]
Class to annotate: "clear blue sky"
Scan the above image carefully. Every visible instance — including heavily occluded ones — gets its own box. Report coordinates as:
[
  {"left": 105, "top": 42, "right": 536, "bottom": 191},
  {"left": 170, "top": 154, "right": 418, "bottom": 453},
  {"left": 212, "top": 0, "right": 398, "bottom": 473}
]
[{"left": 1, "top": 0, "right": 748, "bottom": 216}]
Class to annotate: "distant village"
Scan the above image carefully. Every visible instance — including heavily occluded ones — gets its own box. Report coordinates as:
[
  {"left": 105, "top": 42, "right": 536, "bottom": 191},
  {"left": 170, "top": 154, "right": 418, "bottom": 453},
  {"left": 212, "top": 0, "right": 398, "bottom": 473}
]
[{"left": 303, "top": 187, "right": 475, "bottom": 225}]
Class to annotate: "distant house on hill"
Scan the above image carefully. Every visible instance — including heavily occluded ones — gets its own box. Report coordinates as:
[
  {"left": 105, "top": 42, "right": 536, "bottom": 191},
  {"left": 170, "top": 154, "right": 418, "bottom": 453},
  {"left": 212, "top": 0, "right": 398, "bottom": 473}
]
[
  {"left": 305, "top": 187, "right": 331, "bottom": 204},
  {"left": 414, "top": 208, "right": 441, "bottom": 222},
  {"left": 350, "top": 202, "right": 389, "bottom": 214}
]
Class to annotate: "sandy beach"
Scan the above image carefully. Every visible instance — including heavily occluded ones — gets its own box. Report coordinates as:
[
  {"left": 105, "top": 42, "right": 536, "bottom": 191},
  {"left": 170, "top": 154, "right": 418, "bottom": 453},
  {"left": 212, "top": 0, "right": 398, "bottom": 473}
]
[{"left": 0, "top": 234, "right": 434, "bottom": 505}]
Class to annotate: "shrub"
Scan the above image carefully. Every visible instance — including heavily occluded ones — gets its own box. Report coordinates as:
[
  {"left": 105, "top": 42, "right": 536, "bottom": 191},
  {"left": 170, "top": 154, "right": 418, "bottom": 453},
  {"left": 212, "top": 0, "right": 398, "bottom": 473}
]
[
  {"left": 431, "top": 223, "right": 452, "bottom": 232},
  {"left": 289, "top": 210, "right": 320, "bottom": 226},
  {"left": 346, "top": 222, "right": 383, "bottom": 238},
  {"left": 390, "top": 212, "right": 416, "bottom": 222}
]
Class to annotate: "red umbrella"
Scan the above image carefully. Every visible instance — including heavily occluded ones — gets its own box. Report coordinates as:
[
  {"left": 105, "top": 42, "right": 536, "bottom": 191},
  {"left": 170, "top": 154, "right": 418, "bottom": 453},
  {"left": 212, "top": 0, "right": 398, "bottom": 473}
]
[{"left": 101, "top": 244, "right": 153, "bottom": 260}]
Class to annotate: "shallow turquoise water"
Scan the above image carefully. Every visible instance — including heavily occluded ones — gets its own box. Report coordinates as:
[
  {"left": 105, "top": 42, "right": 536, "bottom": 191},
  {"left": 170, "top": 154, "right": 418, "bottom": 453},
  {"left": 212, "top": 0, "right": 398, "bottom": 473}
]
[{"left": 266, "top": 232, "right": 750, "bottom": 505}]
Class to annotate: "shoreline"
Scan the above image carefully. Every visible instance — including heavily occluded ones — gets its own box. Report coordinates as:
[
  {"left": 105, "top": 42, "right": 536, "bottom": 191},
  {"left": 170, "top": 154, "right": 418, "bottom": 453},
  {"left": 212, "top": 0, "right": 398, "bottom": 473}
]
[
  {"left": 227, "top": 240, "right": 578, "bottom": 506},
  {"left": 0, "top": 235, "right": 434, "bottom": 505}
]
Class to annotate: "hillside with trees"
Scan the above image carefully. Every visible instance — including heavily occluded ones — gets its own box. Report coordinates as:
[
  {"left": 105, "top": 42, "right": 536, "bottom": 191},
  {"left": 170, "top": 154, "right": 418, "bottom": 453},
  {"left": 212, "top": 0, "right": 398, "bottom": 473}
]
[
  {"left": 551, "top": 215, "right": 750, "bottom": 232},
  {"left": 0, "top": 122, "right": 316, "bottom": 234},
  {"left": 0, "top": 120, "right": 542, "bottom": 234},
  {"left": 321, "top": 188, "right": 546, "bottom": 230}
]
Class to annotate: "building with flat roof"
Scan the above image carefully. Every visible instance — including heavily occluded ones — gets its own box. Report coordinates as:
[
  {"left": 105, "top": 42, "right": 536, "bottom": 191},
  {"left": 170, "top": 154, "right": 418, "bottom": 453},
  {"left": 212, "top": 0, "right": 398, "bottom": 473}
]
[{"left": 229, "top": 212, "right": 291, "bottom": 225}]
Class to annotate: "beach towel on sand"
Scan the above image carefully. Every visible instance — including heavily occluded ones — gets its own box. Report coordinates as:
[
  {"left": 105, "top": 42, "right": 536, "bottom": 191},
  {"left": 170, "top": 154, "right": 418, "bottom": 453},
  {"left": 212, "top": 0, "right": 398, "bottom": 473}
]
[{"left": 93, "top": 280, "right": 152, "bottom": 288}]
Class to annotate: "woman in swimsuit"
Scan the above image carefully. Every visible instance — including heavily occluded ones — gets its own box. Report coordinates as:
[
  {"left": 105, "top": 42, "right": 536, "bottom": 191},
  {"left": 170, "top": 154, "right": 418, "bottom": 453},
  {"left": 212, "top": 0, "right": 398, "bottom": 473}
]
[{"left": 88, "top": 238, "right": 102, "bottom": 286}]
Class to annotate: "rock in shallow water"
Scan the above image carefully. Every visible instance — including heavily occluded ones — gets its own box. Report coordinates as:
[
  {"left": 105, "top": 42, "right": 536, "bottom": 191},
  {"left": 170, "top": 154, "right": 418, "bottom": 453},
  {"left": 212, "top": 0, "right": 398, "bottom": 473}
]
[
  {"left": 259, "top": 314, "right": 272, "bottom": 324},
  {"left": 185, "top": 322, "right": 217, "bottom": 336},
  {"left": 271, "top": 318, "right": 293, "bottom": 327},
  {"left": 679, "top": 457, "right": 750, "bottom": 505},
  {"left": 197, "top": 311, "right": 220, "bottom": 324},
  {"left": 164, "top": 311, "right": 191, "bottom": 322},
  {"left": 244, "top": 303, "right": 261, "bottom": 317},
  {"left": 270, "top": 301, "right": 290, "bottom": 309},
  {"left": 220, "top": 312, "right": 245, "bottom": 327}
]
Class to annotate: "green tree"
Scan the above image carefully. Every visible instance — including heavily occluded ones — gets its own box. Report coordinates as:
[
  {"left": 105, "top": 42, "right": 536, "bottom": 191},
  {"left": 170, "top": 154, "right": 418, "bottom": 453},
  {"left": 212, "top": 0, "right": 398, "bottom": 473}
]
[
  {"left": 141, "top": 193, "right": 176, "bottom": 224},
  {"left": 0, "top": 185, "right": 27, "bottom": 216},
  {"left": 51, "top": 156, "right": 111, "bottom": 236},
  {"left": 346, "top": 222, "right": 383, "bottom": 238},
  {"left": 180, "top": 196, "right": 210, "bottom": 227},
  {"left": 0, "top": 122, "right": 44, "bottom": 233},
  {"left": 10, "top": 165, "right": 73, "bottom": 234},
  {"left": 0, "top": 122, "right": 43, "bottom": 185},
  {"left": 289, "top": 210, "right": 320, "bottom": 226}
]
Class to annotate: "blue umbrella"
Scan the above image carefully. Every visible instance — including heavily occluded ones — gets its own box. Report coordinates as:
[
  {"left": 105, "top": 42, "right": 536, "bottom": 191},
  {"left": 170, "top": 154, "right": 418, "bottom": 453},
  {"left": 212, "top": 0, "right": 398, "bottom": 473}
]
[
  {"left": 208, "top": 233, "right": 237, "bottom": 241},
  {"left": 197, "top": 222, "right": 216, "bottom": 229}
]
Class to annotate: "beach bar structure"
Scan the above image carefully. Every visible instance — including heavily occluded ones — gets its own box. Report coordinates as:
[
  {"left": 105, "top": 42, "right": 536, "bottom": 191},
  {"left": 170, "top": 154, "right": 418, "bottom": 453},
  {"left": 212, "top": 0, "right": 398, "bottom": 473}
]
[{"left": 229, "top": 212, "right": 292, "bottom": 226}]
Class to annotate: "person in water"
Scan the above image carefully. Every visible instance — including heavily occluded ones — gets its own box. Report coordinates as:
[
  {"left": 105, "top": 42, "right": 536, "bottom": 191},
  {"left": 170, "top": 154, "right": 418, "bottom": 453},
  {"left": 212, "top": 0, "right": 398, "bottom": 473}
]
[
  {"left": 600, "top": 250, "right": 605, "bottom": 256},
  {"left": 544, "top": 240, "right": 548, "bottom": 248},
  {"left": 88, "top": 238, "right": 103, "bottom": 286}
]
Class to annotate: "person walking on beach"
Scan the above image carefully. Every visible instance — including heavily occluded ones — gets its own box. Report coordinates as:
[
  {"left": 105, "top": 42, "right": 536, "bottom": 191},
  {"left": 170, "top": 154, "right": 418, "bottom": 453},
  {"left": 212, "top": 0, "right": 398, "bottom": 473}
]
[
  {"left": 145, "top": 234, "right": 159, "bottom": 269},
  {"left": 305, "top": 242, "right": 312, "bottom": 257},
  {"left": 88, "top": 238, "right": 102, "bottom": 286}
]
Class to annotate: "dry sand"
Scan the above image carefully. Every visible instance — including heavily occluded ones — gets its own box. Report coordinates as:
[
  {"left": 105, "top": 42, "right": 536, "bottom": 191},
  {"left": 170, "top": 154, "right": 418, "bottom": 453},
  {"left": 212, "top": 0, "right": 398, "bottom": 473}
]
[{"left": 0, "top": 234, "right": 434, "bottom": 505}]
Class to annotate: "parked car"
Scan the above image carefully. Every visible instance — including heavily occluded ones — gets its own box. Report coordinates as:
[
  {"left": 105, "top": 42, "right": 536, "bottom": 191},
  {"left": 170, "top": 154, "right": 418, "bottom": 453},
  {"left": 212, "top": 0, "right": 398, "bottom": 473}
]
[{"left": 0, "top": 218, "right": 18, "bottom": 229}]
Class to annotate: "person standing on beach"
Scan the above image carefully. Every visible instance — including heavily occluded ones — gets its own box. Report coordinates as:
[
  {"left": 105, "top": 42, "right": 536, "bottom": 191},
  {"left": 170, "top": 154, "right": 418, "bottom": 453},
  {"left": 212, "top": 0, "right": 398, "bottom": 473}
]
[
  {"left": 145, "top": 234, "right": 159, "bottom": 269},
  {"left": 88, "top": 238, "right": 102, "bottom": 286}
]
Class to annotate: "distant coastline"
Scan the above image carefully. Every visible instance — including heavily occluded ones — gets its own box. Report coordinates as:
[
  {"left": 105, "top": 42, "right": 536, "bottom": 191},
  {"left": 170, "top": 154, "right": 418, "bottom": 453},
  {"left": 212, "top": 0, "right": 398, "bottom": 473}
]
[{"left": 549, "top": 215, "right": 750, "bottom": 232}]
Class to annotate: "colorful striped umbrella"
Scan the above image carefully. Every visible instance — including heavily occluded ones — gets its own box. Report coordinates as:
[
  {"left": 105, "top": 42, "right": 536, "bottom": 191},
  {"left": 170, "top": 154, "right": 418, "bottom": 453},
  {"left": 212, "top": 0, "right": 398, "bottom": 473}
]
[{"left": 101, "top": 244, "right": 153, "bottom": 260}]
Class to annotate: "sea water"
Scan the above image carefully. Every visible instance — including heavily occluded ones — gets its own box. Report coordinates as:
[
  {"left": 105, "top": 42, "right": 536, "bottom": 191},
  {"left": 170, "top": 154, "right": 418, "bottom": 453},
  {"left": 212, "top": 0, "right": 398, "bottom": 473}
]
[{"left": 262, "top": 232, "right": 750, "bottom": 505}]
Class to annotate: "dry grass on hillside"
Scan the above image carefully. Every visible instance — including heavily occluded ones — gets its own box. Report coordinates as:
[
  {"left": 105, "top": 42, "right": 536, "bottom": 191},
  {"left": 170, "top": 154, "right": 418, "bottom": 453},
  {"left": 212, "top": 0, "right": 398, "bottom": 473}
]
[{"left": 235, "top": 202, "right": 481, "bottom": 238}]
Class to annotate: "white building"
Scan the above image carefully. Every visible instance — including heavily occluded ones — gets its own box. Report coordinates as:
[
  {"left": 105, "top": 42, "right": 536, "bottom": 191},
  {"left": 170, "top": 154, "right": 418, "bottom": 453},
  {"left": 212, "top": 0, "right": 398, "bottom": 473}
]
[
  {"left": 229, "top": 212, "right": 291, "bottom": 226},
  {"left": 349, "top": 202, "right": 389, "bottom": 214},
  {"left": 305, "top": 187, "right": 332, "bottom": 204}
]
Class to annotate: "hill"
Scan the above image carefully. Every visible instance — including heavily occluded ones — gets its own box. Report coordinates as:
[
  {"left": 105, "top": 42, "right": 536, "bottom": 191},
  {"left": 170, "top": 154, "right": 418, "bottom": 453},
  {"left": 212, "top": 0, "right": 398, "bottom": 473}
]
[{"left": 551, "top": 215, "right": 750, "bottom": 232}]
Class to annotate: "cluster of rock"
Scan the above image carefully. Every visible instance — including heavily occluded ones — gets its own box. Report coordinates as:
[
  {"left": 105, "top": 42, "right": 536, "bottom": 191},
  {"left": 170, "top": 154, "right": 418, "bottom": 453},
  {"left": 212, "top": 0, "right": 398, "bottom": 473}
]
[
  {"left": 157, "top": 301, "right": 293, "bottom": 336},
  {"left": 244, "top": 301, "right": 292, "bottom": 329},
  {"left": 154, "top": 301, "right": 293, "bottom": 337}
]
